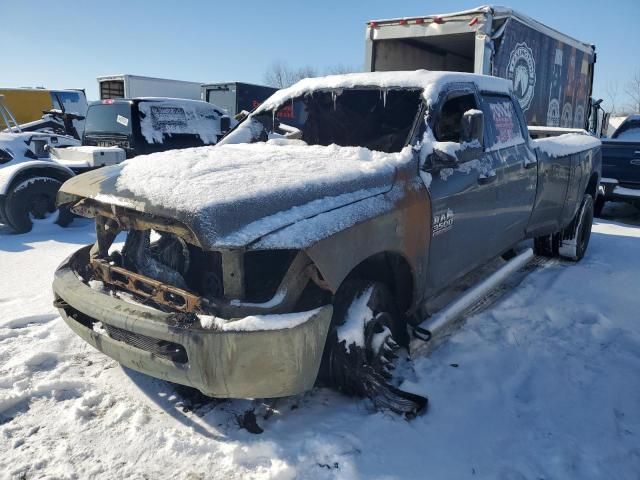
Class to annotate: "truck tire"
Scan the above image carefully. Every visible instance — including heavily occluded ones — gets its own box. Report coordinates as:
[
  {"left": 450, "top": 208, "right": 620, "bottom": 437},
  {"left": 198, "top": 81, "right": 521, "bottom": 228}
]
[
  {"left": 318, "top": 280, "right": 427, "bottom": 417},
  {"left": 4, "top": 176, "right": 67, "bottom": 233},
  {"left": 558, "top": 194, "right": 594, "bottom": 262}
]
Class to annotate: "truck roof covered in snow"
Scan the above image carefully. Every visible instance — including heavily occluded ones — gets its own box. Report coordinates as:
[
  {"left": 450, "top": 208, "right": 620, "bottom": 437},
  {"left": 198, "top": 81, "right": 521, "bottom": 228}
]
[{"left": 256, "top": 70, "right": 512, "bottom": 112}]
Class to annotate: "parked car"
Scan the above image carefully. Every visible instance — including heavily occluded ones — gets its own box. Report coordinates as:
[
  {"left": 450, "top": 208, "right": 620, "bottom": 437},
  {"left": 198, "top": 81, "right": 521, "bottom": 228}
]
[
  {"left": 52, "top": 71, "right": 601, "bottom": 416},
  {"left": 598, "top": 114, "right": 640, "bottom": 214}
]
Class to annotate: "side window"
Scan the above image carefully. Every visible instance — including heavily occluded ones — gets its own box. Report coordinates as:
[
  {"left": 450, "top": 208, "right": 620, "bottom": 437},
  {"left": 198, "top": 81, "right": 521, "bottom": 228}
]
[
  {"left": 434, "top": 92, "right": 478, "bottom": 143},
  {"left": 481, "top": 94, "right": 525, "bottom": 149}
]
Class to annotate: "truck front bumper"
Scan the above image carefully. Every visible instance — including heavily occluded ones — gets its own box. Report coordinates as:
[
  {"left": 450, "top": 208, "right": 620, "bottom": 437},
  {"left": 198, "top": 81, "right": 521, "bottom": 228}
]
[{"left": 53, "top": 247, "right": 333, "bottom": 398}]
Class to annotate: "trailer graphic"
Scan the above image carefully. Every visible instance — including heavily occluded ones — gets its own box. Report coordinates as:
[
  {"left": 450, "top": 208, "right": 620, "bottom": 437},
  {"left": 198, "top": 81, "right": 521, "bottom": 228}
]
[{"left": 365, "top": 6, "right": 596, "bottom": 130}]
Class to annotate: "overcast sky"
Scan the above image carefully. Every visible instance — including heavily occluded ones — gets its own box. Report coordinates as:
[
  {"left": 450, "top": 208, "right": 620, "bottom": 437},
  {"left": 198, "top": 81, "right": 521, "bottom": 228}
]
[{"left": 4, "top": 0, "right": 638, "bottom": 111}]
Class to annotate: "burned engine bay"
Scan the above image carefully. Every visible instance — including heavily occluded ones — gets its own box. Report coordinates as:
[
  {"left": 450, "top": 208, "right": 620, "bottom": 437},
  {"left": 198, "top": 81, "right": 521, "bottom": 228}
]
[{"left": 78, "top": 202, "right": 332, "bottom": 319}]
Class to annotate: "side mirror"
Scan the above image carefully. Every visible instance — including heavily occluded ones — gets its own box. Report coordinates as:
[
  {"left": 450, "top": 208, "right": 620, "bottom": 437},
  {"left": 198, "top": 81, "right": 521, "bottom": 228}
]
[{"left": 460, "top": 109, "right": 484, "bottom": 146}]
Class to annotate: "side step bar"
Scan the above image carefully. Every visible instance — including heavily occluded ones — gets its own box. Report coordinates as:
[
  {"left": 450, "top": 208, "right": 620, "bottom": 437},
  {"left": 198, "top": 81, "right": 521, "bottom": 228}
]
[{"left": 411, "top": 248, "right": 535, "bottom": 356}]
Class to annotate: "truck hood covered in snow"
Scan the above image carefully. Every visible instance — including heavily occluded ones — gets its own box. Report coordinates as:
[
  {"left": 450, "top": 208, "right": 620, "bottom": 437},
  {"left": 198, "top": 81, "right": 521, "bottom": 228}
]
[{"left": 60, "top": 141, "right": 414, "bottom": 249}]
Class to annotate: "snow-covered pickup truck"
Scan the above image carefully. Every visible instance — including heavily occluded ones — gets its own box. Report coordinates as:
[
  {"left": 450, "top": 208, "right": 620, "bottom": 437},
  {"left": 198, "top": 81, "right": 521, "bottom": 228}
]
[
  {"left": 52, "top": 71, "right": 601, "bottom": 416},
  {"left": 598, "top": 114, "right": 640, "bottom": 214}
]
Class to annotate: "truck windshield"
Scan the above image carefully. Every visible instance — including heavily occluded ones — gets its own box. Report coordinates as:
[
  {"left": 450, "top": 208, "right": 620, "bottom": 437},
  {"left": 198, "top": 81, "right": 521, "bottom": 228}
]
[
  {"left": 223, "top": 88, "right": 422, "bottom": 153},
  {"left": 84, "top": 103, "right": 132, "bottom": 135}
]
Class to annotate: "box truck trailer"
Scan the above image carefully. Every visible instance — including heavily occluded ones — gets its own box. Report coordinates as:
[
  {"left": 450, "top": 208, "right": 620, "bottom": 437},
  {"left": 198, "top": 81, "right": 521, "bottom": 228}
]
[
  {"left": 201, "top": 82, "right": 278, "bottom": 118},
  {"left": 365, "top": 6, "right": 597, "bottom": 130},
  {"left": 97, "top": 75, "right": 202, "bottom": 101}
]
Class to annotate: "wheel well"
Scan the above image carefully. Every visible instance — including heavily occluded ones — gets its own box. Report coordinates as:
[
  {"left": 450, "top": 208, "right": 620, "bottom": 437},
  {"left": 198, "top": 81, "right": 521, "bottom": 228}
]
[
  {"left": 339, "top": 252, "right": 414, "bottom": 314},
  {"left": 585, "top": 172, "right": 599, "bottom": 200},
  {"left": 6, "top": 166, "right": 73, "bottom": 195}
]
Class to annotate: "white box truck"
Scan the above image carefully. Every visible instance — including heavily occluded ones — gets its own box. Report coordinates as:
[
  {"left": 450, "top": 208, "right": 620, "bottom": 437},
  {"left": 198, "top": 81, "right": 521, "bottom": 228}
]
[
  {"left": 365, "top": 6, "right": 598, "bottom": 130},
  {"left": 97, "top": 74, "right": 202, "bottom": 101}
]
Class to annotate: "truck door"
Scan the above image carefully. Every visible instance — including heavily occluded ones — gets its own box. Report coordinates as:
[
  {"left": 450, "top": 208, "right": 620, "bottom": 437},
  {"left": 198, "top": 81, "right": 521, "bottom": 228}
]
[
  {"left": 479, "top": 93, "right": 537, "bottom": 248},
  {"left": 423, "top": 88, "right": 502, "bottom": 297}
]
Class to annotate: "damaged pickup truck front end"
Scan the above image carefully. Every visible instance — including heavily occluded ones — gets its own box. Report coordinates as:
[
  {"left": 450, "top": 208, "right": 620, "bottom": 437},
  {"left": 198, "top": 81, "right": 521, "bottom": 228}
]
[
  {"left": 53, "top": 200, "right": 335, "bottom": 398},
  {"left": 53, "top": 72, "right": 469, "bottom": 416}
]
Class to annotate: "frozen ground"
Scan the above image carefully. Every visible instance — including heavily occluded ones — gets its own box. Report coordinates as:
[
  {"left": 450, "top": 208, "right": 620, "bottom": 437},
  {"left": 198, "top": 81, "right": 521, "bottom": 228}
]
[{"left": 0, "top": 205, "right": 639, "bottom": 480}]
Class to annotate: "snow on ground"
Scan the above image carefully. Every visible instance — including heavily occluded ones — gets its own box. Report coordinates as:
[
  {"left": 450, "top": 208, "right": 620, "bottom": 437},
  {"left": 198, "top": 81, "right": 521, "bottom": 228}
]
[{"left": 1, "top": 204, "right": 640, "bottom": 479}]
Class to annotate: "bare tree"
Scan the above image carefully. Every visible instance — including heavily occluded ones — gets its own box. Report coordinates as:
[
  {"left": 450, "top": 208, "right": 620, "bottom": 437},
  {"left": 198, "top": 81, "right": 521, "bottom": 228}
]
[
  {"left": 264, "top": 62, "right": 361, "bottom": 88},
  {"left": 263, "top": 61, "right": 292, "bottom": 89},
  {"left": 263, "top": 62, "right": 318, "bottom": 88},
  {"left": 604, "top": 80, "right": 620, "bottom": 115},
  {"left": 625, "top": 69, "right": 640, "bottom": 113}
]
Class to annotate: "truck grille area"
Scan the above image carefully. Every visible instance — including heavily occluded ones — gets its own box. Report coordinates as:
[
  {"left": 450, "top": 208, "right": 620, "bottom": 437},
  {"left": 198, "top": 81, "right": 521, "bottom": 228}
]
[
  {"left": 56, "top": 298, "right": 188, "bottom": 364},
  {"left": 103, "top": 324, "right": 188, "bottom": 364}
]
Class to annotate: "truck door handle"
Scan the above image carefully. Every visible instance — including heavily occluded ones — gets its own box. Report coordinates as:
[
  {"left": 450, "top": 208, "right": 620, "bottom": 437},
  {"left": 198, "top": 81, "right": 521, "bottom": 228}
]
[{"left": 478, "top": 172, "right": 497, "bottom": 185}]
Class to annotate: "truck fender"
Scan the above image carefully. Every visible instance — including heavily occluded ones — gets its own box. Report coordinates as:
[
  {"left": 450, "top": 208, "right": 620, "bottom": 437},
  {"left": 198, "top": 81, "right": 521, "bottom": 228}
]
[
  {"left": 0, "top": 161, "right": 75, "bottom": 195},
  {"left": 303, "top": 182, "right": 431, "bottom": 314}
]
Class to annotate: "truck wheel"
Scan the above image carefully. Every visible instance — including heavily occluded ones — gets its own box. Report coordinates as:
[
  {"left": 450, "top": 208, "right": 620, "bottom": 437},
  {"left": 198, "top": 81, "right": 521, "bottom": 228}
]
[
  {"left": 594, "top": 195, "right": 605, "bottom": 217},
  {"left": 4, "top": 176, "right": 64, "bottom": 233},
  {"left": 559, "top": 194, "right": 594, "bottom": 262},
  {"left": 318, "top": 280, "right": 427, "bottom": 417}
]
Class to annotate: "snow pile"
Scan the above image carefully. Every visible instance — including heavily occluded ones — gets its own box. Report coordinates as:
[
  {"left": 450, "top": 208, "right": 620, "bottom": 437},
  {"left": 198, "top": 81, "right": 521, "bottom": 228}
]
[
  {"left": 2, "top": 211, "right": 640, "bottom": 478},
  {"left": 199, "top": 308, "right": 322, "bottom": 332},
  {"left": 138, "top": 99, "right": 223, "bottom": 145},
  {"left": 256, "top": 70, "right": 512, "bottom": 112},
  {"left": 533, "top": 133, "right": 601, "bottom": 157}
]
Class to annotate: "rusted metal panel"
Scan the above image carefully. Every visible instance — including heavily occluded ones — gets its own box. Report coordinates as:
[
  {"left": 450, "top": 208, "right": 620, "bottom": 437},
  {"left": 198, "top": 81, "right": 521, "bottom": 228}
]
[
  {"left": 304, "top": 176, "right": 431, "bottom": 311},
  {"left": 92, "top": 258, "right": 205, "bottom": 312}
]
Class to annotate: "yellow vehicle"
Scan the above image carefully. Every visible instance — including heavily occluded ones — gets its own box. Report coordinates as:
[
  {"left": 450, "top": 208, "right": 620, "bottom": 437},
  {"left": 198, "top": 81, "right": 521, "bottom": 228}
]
[{"left": 0, "top": 88, "right": 87, "bottom": 125}]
